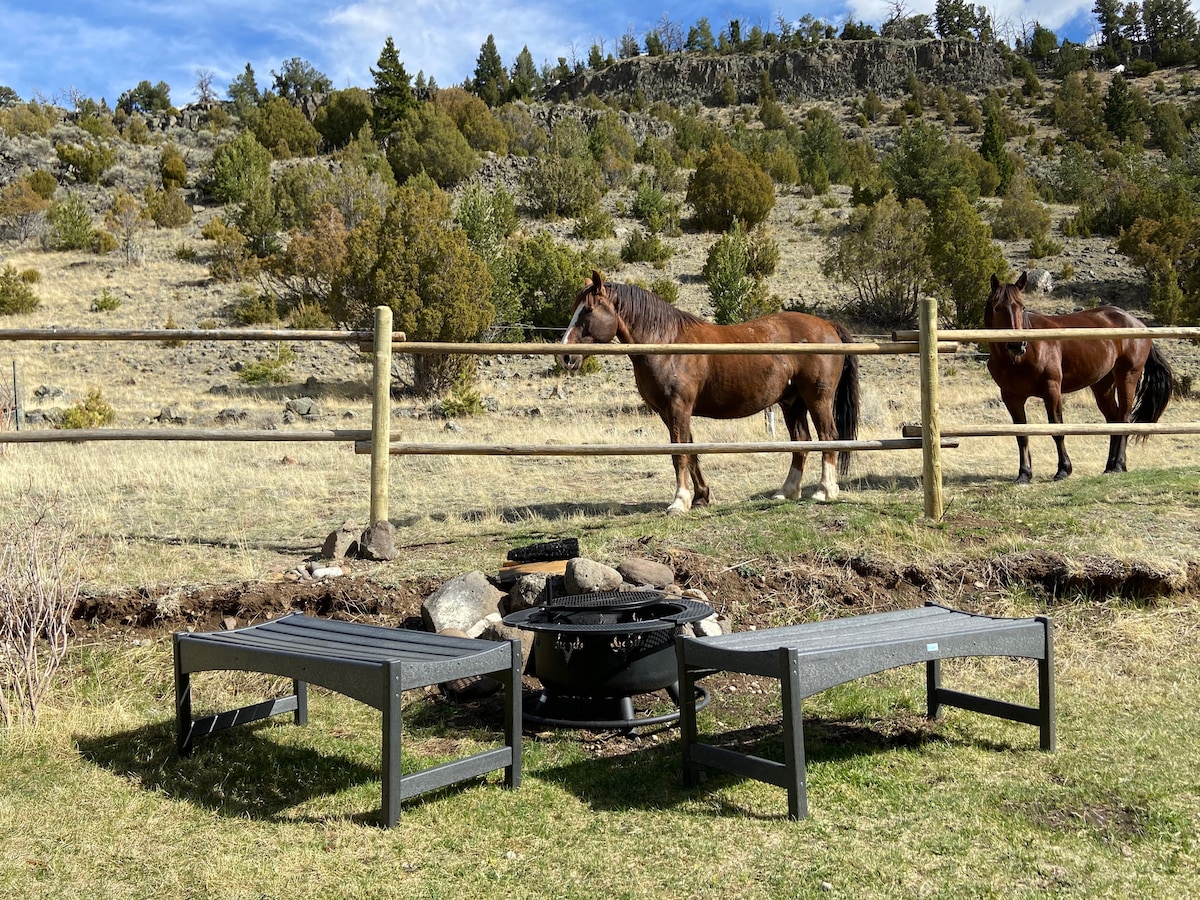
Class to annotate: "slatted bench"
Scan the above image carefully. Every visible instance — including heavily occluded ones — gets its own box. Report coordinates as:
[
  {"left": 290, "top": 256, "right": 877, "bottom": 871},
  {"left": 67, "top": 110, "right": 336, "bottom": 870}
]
[
  {"left": 675, "top": 602, "right": 1054, "bottom": 819},
  {"left": 173, "top": 612, "right": 522, "bottom": 827}
]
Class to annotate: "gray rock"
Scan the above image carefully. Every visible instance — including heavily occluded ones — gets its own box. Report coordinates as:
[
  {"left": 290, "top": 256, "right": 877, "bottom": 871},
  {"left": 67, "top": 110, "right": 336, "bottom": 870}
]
[
  {"left": 214, "top": 407, "right": 249, "bottom": 424},
  {"left": 507, "top": 572, "right": 553, "bottom": 613},
  {"left": 1025, "top": 269, "right": 1054, "bottom": 293},
  {"left": 155, "top": 406, "right": 186, "bottom": 425},
  {"left": 321, "top": 519, "right": 359, "bottom": 560},
  {"left": 285, "top": 397, "right": 320, "bottom": 418},
  {"left": 358, "top": 520, "right": 396, "bottom": 561},
  {"left": 564, "top": 557, "right": 623, "bottom": 594},
  {"left": 617, "top": 557, "right": 675, "bottom": 589},
  {"left": 422, "top": 571, "right": 504, "bottom": 633}
]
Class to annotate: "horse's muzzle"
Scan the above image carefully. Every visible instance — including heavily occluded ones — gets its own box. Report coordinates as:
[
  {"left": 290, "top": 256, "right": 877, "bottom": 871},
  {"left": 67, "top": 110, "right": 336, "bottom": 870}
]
[
  {"left": 559, "top": 353, "right": 583, "bottom": 371},
  {"left": 1006, "top": 341, "right": 1027, "bottom": 357}
]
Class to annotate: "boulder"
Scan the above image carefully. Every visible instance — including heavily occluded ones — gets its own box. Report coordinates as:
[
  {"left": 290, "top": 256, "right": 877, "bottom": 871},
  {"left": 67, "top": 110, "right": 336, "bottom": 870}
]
[
  {"left": 437, "top": 628, "right": 501, "bottom": 700},
  {"left": 422, "top": 571, "right": 504, "bottom": 633},
  {"left": 506, "top": 572, "right": 554, "bottom": 613},
  {"left": 358, "top": 520, "right": 396, "bottom": 561},
  {"left": 564, "top": 557, "right": 623, "bottom": 594},
  {"left": 321, "top": 519, "right": 359, "bottom": 560},
  {"left": 617, "top": 557, "right": 675, "bottom": 589}
]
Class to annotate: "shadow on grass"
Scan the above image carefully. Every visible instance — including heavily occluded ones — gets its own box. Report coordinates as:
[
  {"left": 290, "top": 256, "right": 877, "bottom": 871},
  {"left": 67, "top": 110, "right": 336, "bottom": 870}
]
[
  {"left": 75, "top": 719, "right": 389, "bottom": 825},
  {"left": 74, "top": 698, "right": 513, "bottom": 827},
  {"left": 536, "top": 713, "right": 1012, "bottom": 819}
]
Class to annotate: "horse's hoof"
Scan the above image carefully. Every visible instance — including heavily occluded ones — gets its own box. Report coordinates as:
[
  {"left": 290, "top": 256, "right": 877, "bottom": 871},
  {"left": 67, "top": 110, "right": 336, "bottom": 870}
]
[
  {"left": 693, "top": 495, "right": 711, "bottom": 508},
  {"left": 1015, "top": 473, "right": 1032, "bottom": 485},
  {"left": 812, "top": 489, "right": 836, "bottom": 503},
  {"left": 1053, "top": 470, "right": 1072, "bottom": 481}
]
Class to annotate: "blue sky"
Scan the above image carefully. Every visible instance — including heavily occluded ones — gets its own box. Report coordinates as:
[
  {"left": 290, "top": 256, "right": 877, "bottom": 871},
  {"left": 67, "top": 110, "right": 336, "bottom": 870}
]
[{"left": 1, "top": 1, "right": 1102, "bottom": 107}]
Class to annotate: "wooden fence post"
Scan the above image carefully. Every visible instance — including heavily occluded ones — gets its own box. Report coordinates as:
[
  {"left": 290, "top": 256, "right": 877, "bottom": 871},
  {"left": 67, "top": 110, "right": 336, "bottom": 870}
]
[
  {"left": 369, "top": 306, "right": 393, "bottom": 526},
  {"left": 919, "top": 295, "right": 943, "bottom": 520}
]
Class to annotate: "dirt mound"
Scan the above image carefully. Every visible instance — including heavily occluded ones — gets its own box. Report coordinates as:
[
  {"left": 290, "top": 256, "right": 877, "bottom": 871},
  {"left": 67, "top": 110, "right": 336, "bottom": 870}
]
[{"left": 71, "top": 549, "right": 1200, "bottom": 642}]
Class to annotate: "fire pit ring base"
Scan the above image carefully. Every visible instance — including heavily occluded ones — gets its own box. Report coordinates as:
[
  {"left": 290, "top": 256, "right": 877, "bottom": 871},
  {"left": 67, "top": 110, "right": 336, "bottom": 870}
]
[{"left": 523, "top": 685, "right": 710, "bottom": 732}]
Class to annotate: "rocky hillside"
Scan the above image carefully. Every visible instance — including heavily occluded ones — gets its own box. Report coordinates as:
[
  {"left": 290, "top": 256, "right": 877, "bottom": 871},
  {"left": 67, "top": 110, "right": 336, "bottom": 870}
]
[{"left": 545, "top": 38, "right": 1010, "bottom": 106}]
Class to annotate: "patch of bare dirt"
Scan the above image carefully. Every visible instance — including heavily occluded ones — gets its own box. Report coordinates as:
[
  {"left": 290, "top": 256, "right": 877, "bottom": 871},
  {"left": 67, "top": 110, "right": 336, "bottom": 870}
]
[{"left": 72, "top": 548, "right": 1200, "bottom": 643}]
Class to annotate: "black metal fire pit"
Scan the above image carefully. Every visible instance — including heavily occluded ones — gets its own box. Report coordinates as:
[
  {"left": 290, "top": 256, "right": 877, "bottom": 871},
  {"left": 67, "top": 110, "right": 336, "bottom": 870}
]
[{"left": 502, "top": 590, "right": 714, "bottom": 730}]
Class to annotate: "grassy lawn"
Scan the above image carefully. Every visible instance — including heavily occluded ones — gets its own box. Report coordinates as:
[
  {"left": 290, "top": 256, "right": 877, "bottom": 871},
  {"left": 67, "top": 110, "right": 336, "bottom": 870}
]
[{"left": 1, "top": 603, "right": 1198, "bottom": 898}]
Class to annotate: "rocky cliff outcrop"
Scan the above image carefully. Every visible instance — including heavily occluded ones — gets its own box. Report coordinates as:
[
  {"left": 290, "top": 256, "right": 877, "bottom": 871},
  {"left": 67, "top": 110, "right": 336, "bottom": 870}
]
[{"left": 545, "top": 38, "right": 1010, "bottom": 107}]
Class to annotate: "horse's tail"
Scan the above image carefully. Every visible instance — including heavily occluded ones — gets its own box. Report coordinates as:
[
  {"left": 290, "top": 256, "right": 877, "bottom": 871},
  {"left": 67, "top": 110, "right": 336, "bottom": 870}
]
[
  {"left": 833, "top": 322, "right": 860, "bottom": 477},
  {"left": 1131, "top": 342, "right": 1175, "bottom": 436}
]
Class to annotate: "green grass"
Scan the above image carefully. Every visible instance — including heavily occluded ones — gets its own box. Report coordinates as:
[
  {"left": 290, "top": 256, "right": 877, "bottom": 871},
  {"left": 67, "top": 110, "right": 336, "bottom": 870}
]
[{"left": 3, "top": 598, "right": 1199, "bottom": 899}]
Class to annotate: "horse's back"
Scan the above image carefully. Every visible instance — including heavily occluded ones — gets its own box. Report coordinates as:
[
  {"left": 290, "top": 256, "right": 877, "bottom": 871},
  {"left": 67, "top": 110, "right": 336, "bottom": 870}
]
[{"left": 1029, "top": 305, "right": 1145, "bottom": 331}]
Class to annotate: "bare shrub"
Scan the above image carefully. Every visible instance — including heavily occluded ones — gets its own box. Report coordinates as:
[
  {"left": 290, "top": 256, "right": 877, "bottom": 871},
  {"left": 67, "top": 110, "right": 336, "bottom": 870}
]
[{"left": 0, "top": 505, "right": 81, "bottom": 726}]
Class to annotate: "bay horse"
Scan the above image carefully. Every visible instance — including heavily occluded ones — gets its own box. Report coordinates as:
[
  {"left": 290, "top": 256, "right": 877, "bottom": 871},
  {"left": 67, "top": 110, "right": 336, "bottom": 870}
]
[
  {"left": 559, "top": 271, "right": 860, "bottom": 514},
  {"left": 985, "top": 272, "right": 1174, "bottom": 484}
]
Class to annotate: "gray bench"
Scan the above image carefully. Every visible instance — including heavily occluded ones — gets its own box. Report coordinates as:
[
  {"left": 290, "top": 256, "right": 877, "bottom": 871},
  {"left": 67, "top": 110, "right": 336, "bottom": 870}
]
[
  {"left": 174, "top": 612, "right": 522, "bottom": 827},
  {"left": 675, "top": 603, "right": 1054, "bottom": 819}
]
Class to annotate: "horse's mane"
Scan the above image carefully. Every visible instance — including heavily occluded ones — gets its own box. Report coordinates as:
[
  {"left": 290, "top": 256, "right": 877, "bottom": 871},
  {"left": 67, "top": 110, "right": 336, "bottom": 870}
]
[{"left": 606, "top": 282, "right": 706, "bottom": 343}]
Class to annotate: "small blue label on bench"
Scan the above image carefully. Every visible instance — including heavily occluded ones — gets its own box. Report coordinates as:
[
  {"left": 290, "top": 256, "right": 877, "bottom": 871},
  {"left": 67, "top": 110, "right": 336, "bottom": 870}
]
[{"left": 926, "top": 643, "right": 939, "bottom": 652}]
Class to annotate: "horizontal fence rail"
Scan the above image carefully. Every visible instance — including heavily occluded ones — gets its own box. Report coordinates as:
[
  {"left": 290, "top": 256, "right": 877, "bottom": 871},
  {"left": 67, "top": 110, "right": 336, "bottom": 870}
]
[
  {"left": 0, "top": 428, "right": 374, "bottom": 443},
  {"left": 895, "top": 326, "right": 1200, "bottom": 343},
  {"left": 352, "top": 438, "right": 961, "bottom": 456},
  {"left": 0, "top": 327, "right": 379, "bottom": 343},
  {"left": 368, "top": 340, "right": 960, "bottom": 356},
  {"left": 902, "top": 423, "right": 1200, "bottom": 438}
]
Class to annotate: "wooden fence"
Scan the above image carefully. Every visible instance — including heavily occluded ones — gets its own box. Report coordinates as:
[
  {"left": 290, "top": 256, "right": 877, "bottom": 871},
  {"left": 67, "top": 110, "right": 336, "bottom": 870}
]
[{"left": 4, "top": 299, "right": 1200, "bottom": 524}]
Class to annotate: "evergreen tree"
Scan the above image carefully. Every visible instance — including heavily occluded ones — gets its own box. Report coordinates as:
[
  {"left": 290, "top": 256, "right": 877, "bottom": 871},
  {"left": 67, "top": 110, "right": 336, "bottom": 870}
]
[
  {"left": 1094, "top": 0, "right": 1124, "bottom": 52},
  {"left": 1103, "top": 72, "right": 1139, "bottom": 142},
  {"left": 371, "top": 36, "right": 416, "bottom": 139},
  {"left": 687, "top": 17, "right": 717, "bottom": 51},
  {"left": 271, "top": 58, "right": 331, "bottom": 101},
  {"left": 508, "top": 46, "right": 539, "bottom": 101},
  {"left": 228, "top": 63, "right": 261, "bottom": 118},
  {"left": 980, "top": 104, "right": 1014, "bottom": 194},
  {"left": 472, "top": 34, "right": 508, "bottom": 107}
]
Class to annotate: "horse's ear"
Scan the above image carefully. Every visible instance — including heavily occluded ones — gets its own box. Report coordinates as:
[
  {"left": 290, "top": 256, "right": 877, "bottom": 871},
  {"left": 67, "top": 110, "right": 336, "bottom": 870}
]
[
  {"left": 591, "top": 270, "right": 604, "bottom": 289},
  {"left": 1015, "top": 271, "right": 1028, "bottom": 290},
  {"left": 990, "top": 274, "right": 1000, "bottom": 291}
]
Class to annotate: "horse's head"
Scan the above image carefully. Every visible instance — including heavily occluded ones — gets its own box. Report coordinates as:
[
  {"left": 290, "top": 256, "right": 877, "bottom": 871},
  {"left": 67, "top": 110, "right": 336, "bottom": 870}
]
[
  {"left": 987, "top": 272, "right": 1029, "bottom": 358},
  {"left": 559, "top": 270, "right": 620, "bottom": 371}
]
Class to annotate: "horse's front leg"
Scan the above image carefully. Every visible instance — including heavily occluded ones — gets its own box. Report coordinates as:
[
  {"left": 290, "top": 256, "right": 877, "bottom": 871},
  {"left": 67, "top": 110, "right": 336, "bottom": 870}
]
[
  {"left": 1046, "top": 389, "right": 1072, "bottom": 481},
  {"left": 1001, "top": 392, "right": 1034, "bottom": 484}
]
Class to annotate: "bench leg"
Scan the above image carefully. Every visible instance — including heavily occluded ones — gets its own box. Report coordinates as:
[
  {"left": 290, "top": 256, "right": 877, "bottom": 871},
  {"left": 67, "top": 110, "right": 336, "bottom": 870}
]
[
  {"left": 174, "top": 635, "right": 193, "bottom": 755},
  {"left": 781, "top": 648, "right": 808, "bottom": 820},
  {"left": 676, "top": 636, "right": 701, "bottom": 788},
  {"left": 382, "top": 663, "right": 403, "bottom": 828},
  {"left": 926, "top": 657, "right": 943, "bottom": 720},
  {"left": 503, "top": 638, "right": 522, "bottom": 790},
  {"left": 293, "top": 679, "right": 308, "bottom": 726},
  {"left": 1038, "top": 616, "right": 1056, "bottom": 751}
]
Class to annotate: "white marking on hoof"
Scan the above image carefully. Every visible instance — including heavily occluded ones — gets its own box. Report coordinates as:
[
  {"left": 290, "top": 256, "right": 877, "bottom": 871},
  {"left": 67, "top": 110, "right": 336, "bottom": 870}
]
[
  {"left": 813, "top": 461, "right": 839, "bottom": 502},
  {"left": 774, "top": 467, "right": 803, "bottom": 501},
  {"left": 666, "top": 487, "right": 693, "bottom": 515}
]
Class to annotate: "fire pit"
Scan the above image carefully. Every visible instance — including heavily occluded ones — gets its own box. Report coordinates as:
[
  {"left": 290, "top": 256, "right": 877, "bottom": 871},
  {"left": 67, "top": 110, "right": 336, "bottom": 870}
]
[{"left": 502, "top": 590, "right": 714, "bottom": 730}]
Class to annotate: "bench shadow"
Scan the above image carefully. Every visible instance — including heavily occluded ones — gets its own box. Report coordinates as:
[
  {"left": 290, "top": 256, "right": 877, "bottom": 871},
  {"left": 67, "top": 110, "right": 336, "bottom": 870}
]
[
  {"left": 75, "top": 719, "right": 384, "bottom": 824},
  {"left": 74, "top": 715, "right": 491, "bottom": 827},
  {"left": 536, "top": 714, "right": 1008, "bottom": 820}
]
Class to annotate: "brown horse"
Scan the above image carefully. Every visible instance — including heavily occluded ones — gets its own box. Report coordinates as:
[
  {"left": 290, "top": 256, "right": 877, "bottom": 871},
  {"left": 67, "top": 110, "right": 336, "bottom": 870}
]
[
  {"left": 559, "top": 271, "right": 860, "bottom": 513},
  {"left": 985, "top": 272, "right": 1174, "bottom": 484}
]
